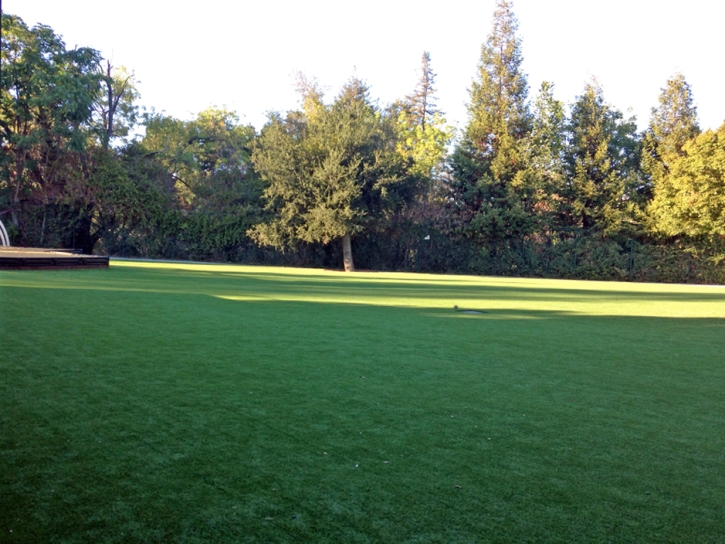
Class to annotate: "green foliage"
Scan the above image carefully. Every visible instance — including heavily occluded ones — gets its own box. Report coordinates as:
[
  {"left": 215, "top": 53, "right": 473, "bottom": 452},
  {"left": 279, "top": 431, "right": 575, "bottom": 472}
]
[
  {"left": 518, "top": 81, "right": 566, "bottom": 233},
  {"left": 649, "top": 123, "right": 725, "bottom": 241},
  {"left": 395, "top": 112, "right": 452, "bottom": 182},
  {"left": 140, "top": 107, "right": 264, "bottom": 261},
  {"left": 250, "top": 77, "right": 418, "bottom": 269},
  {"left": 142, "top": 108, "right": 256, "bottom": 205},
  {"left": 642, "top": 75, "right": 700, "bottom": 171},
  {"left": 641, "top": 73, "right": 718, "bottom": 244},
  {"left": 466, "top": 0, "right": 530, "bottom": 144},
  {"left": 450, "top": 234, "right": 725, "bottom": 284},
  {"left": 88, "top": 143, "right": 180, "bottom": 257},
  {"left": 0, "top": 14, "right": 102, "bottom": 241},
  {"left": 1, "top": 11, "right": 721, "bottom": 282},
  {"left": 93, "top": 62, "right": 142, "bottom": 148},
  {"left": 641, "top": 73, "right": 700, "bottom": 213},
  {"left": 561, "top": 80, "right": 640, "bottom": 236},
  {"left": 450, "top": 0, "right": 534, "bottom": 245},
  {"left": 394, "top": 52, "right": 454, "bottom": 189}
]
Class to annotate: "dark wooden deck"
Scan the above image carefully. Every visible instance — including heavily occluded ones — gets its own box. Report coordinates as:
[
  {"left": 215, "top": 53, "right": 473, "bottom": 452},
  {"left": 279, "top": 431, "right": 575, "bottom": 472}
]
[{"left": 0, "top": 247, "right": 109, "bottom": 270}]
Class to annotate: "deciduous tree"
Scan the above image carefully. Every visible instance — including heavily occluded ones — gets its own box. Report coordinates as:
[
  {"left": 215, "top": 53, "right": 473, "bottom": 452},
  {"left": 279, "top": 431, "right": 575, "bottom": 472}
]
[
  {"left": 0, "top": 14, "right": 101, "bottom": 243},
  {"left": 141, "top": 107, "right": 263, "bottom": 260},
  {"left": 94, "top": 62, "right": 141, "bottom": 148},
  {"left": 250, "top": 77, "right": 416, "bottom": 271},
  {"left": 649, "top": 122, "right": 725, "bottom": 240}
]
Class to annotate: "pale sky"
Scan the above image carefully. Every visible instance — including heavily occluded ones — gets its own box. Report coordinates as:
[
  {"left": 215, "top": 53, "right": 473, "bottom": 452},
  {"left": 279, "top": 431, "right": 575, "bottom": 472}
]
[{"left": 5, "top": 0, "right": 725, "bottom": 134}]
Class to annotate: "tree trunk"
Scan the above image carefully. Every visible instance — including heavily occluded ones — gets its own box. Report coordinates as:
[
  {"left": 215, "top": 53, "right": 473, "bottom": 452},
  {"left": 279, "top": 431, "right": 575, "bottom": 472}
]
[{"left": 342, "top": 232, "right": 355, "bottom": 272}]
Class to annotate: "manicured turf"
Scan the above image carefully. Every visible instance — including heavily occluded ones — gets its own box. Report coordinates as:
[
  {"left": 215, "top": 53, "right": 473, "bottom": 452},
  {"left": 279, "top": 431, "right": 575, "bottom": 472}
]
[{"left": 1, "top": 261, "right": 724, "bottom": 542}]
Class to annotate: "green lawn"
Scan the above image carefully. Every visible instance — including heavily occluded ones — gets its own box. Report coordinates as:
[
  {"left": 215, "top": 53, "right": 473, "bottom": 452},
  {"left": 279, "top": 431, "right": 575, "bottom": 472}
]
[{"left": 1, "top": 261, "right": 724, "bottom": 543}]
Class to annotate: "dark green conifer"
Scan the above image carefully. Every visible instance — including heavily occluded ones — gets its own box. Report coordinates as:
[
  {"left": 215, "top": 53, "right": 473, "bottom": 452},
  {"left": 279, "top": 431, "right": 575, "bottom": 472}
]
[
  {"left": 562, "top": 80, "right": 640, "bottom": 235},
  {"left": 641, "top": 74, "right": 700, "bottom": 202},
  {"left": 449, "top": 0, "right": 533, "bottom": 246}
]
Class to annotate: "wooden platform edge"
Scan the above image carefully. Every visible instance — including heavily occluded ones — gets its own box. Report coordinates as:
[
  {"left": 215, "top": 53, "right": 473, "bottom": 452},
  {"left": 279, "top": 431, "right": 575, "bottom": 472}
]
[{"left": 0, "top": 253, "right": 110, "bottom": 270}]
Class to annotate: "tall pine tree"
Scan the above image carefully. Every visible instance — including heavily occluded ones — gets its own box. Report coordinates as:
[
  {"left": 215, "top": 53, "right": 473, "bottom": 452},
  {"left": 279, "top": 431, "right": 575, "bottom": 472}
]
[
  {"left": 449, "top": 0, "right": 532, "bottom": 246},
  {"left": 643, "top": 74, "right": 701, "bottom": 228},
  {"left": 644, "top": 74, "right": 700, "bottom": 163},
  {"left": 520, "top": 81, "right": 566, "bottom": 234},
  {"left": 395, "top": 52, "right": 453, "bottom": 191},
  {"left": 562, "top": 80, "right": 640, "bottom": 236},
  {"left": 405, "top": 52, "right": 438, "bottom": 132}
]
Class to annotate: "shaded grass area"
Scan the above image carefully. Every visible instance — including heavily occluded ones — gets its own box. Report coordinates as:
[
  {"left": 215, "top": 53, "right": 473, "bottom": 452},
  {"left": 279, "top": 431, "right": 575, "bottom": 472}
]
[{"left": 1, "top": 262, "right": 724, "bottom": 542}]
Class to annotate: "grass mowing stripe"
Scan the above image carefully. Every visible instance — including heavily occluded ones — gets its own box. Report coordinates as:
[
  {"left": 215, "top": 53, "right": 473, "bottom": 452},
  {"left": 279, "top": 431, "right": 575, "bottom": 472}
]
[{"left": 1, "top": 261, "right": 724, "bottom": 542}]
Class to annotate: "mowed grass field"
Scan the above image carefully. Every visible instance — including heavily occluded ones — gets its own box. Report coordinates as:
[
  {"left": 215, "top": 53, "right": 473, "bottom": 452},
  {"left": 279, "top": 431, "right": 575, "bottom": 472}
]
[{"left": 1, "top": 261, "right": 724, "bottom": 543}]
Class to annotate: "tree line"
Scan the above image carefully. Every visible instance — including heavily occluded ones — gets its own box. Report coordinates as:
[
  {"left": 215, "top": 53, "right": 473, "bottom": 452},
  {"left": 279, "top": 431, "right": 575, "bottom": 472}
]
[{"left": 1, "top": 3, "right": 723, "bottom": 282}]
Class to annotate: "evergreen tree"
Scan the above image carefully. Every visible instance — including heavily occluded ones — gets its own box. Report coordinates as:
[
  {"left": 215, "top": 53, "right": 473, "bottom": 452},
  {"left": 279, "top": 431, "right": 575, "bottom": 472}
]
[
  {"left": 405, "top": 52, "right": 438, "bottom": 133},
  {"left": 643, "top": 74, "right": 700, "bottom": 219},
  {"left": 645, "top": 74, "right": 700, "bottom": 160},
  {"left": 562, "top": 80, "right": 640, "bottom": 236},
  {"left": 385, "top": 53, "right": 454, "bottom": 272},
  {"left": 521, "top": 81, "right": 566, "bottom": 233},
  {"left": 394, "top": 53, "right": 453, "bottom": 191},
  {"left": 449, "top": 0, "right": 532, "bottom": 246}
]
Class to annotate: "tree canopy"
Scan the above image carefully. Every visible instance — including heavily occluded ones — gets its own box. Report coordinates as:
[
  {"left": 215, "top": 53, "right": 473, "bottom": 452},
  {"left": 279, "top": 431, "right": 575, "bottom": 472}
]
[
  {"left": 250, "top": 78, "right": 418, "bottom": 271},
  {"left": 649, "top": 122, "right": 725, "bottom": 241},
  {"left": 561, "top": 80, "right": 640, "bottom": 236},
  {"left": 1, "top": 14, "right": 101, "bottom": 243},
  {"left": 2, "top": 8, "right": 723, "bottom": 282},
  {"left": 449, "top": 0, "right": 533, "bottom": 246}
]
